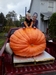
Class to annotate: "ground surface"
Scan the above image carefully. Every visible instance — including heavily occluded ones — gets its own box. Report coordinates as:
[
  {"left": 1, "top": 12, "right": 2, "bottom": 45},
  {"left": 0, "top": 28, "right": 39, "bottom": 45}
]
[{"left": 0, "top": 32, "right": 7, "bottom": 49}]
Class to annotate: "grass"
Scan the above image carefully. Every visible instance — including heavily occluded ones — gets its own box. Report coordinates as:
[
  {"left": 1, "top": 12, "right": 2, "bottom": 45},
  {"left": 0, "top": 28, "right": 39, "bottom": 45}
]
[
  {"left": 0, "top": 32, "right": 6, "bottom": 50},
  {"left": 0, "top": 39, "right": 5, "bottom": 49},
  {"left": 0, "top": 26, "right": 17, "bottom": 49},
  {"left": 0, "top": 32, "right": 6, "bottom": 36}
]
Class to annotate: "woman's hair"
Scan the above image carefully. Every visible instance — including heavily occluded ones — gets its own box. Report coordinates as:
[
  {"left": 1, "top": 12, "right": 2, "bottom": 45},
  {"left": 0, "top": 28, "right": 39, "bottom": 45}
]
[{"left": 33, "top": 12, "right": 38, "bottom": 17}]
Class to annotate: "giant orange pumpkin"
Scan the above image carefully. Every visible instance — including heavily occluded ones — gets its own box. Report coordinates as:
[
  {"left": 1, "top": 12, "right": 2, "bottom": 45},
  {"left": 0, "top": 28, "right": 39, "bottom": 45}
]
[{"left": 10, "top": 27, "right": 46, "bottom": 57}]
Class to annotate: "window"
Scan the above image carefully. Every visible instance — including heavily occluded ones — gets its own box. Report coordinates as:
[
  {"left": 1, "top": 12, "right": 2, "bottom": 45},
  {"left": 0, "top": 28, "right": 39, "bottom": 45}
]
[{"left": 48, "top": 1, "right": 54, "bottom": 12}]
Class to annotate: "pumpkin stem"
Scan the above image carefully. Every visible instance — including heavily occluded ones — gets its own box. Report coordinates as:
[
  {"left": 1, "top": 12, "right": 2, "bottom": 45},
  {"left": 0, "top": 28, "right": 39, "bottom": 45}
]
[{"left": 31, "top": 44, "right": 34, "bottom": 46}]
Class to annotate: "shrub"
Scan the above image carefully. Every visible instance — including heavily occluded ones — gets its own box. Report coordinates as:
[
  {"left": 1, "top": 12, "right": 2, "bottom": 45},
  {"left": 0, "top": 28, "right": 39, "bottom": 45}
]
[{"left": 49, "top": 13, "right": 56, "bottom": 40}]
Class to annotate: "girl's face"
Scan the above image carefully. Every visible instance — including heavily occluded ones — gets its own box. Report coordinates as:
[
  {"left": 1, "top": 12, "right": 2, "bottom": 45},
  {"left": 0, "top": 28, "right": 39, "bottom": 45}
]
[{"left": 26, "top": 15, "right": 31, "bottom": 21}]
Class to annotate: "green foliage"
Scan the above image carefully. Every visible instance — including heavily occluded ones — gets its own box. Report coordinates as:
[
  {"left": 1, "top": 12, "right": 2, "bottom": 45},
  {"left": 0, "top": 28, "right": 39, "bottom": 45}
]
[
  {"left": 0, "top": 32, "right": 6, "bottom": 36},
  {"left": 4, "top": 19, "right": 16, "bottom": 32},
  {"left": 19, "top": 15, "right": 25, "bottom": 27},
  {"left": 14, "top": 15, "right": 25, "bottom": 27},
  {"left": 0, "top": 11, "right": 25, "bottom": 32},
  {"left": 0, "top": 12, "right": 7, "bottom": 26},
  {"left": 0, "top": 39, "right": 5, "bottom": 49},
  {"left": 14, "top": 20, "right": 21, "bottom": 27},
  {"left": 49, "top": 13, "right": 56, "bottom": 40},
  {"left": 6, "top": 10, "right": 17, "bottom": 21},
  {"left": 0, "top": 32, "right": 6, "bottom": 49}
]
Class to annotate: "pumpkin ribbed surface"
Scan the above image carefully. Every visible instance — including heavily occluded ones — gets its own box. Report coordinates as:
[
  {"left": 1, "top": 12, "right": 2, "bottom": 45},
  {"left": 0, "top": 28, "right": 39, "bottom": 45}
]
[{"left": 10, "top": 28, "right": 46, "bottom": 57}]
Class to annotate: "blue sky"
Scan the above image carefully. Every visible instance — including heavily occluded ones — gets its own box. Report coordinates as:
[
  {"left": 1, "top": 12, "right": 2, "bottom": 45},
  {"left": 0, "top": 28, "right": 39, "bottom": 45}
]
[{"left": 0, "top": 0, "right": 31, "bottom": 19}]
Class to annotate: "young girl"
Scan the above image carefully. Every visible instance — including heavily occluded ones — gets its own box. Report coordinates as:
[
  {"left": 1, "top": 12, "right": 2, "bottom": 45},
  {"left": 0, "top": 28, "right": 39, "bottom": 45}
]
[{"left": 22, "top": 12, "right": 33, "bottom": 28}]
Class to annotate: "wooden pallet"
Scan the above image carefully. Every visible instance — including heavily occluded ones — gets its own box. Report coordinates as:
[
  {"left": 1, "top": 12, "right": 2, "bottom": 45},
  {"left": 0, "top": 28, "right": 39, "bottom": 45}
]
[{"left": 13, "top": 51, "right": 55, "bottom": 67}]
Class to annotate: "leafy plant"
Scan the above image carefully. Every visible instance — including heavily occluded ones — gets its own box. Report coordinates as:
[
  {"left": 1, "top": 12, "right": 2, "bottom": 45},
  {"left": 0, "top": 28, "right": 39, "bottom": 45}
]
[{"left": 49, "top": 13, "right": 56, "bottom": 40}]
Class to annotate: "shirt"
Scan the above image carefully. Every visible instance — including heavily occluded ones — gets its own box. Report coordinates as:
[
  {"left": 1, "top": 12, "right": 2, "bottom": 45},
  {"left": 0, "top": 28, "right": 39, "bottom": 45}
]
[
  {"left": 33, "top": 20, "right": 38, "bottom": 28},
  {"left": 25, "top": 18, "right": 32, "bottom": 26}
]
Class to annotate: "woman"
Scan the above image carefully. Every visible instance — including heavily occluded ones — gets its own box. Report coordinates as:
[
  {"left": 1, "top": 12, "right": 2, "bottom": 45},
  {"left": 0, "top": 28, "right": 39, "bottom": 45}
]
[{"left": 32, "top": 12, "right": 38, "bottom": 28}]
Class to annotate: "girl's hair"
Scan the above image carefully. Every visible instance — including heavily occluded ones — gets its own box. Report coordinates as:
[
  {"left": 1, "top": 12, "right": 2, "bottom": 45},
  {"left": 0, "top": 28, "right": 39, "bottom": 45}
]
[{"left": 26, "top": 12, "right": 31, "bottom": 17}]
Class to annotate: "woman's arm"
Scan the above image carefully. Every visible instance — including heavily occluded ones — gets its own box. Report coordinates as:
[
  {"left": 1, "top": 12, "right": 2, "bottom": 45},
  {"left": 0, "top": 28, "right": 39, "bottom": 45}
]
[{"left": 24, "top": 21, "right": 28, "bottom": 27}]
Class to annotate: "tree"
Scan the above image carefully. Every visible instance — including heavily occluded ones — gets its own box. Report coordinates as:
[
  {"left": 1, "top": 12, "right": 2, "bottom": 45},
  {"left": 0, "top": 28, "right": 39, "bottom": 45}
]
[
  {"left": 4, "top": 18, "right": 16, "bottom": 32},
  {"left": 19, "top": 15, "right": 25, "bottom": 27},
  {"left": 0, "top": 12, "right": 6, "bottom": 26},
  {"left": 5, "top": 11, "right": 17, "bottom": 29},
  {"left": 49, "top": 13, "right": 56, "bottom": 41},
  {"left": 6, "top": 10, "right": 17, "bottom": 21},
  {"left": 14, "top": 20, "right": 20, "bottom": 27}
]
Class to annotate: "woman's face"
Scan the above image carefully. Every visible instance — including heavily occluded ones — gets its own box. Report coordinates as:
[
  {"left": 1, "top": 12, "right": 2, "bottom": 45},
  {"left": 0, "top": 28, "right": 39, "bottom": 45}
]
[{"left": 33, "top": 16, "right": 37, "bottom": 21}]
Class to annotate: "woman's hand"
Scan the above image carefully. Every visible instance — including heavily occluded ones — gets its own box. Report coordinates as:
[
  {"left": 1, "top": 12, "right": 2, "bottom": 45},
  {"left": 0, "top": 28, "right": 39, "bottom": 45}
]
[
  {"left": 23, "top": 27, "right": 25, "bottom": 29},
  {"left": 33, "top": 26, "right": 36, "bottom": 29}
]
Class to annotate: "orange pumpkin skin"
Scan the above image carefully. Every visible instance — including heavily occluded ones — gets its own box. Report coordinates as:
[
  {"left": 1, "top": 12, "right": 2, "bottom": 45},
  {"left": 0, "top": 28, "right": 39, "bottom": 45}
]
[{"left": 10, "top": 28, "right": 46, "bottom": 57}]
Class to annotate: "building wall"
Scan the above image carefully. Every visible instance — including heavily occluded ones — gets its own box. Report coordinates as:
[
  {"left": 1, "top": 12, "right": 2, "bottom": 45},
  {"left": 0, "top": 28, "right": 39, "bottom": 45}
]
[
  {"left": 40, "top": 0, "right": 56, "bottom": 32},
  {"left": 30, "top": 0, "right": 41, "bottom": 29},
  {"left": 40, "top": 0, "right": 48, "bottom": 13},
  {"left": 40, "top": 0, "right": 56, "bottom": 13},
  {"left": 30, "top": 0, "right": 56, "bottom": 32},
  {"left": 54, "top": 1, "right": 56, "bottom": 12}
]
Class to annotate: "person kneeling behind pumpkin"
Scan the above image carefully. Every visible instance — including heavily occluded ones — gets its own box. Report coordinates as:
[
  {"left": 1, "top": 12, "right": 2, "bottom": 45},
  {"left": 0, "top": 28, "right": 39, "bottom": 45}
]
[{"left": 21, "top": 12, "right": 33, "bottom": 28}]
